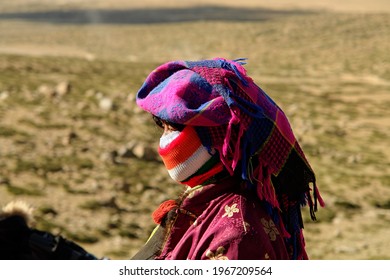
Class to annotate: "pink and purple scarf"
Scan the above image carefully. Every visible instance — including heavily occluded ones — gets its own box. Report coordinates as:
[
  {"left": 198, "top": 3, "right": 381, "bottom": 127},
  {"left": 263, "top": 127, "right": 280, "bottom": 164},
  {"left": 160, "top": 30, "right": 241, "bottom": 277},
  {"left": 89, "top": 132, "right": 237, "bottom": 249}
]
[{"left": 136, "top": 58, "right": 324, "bottom": 259}]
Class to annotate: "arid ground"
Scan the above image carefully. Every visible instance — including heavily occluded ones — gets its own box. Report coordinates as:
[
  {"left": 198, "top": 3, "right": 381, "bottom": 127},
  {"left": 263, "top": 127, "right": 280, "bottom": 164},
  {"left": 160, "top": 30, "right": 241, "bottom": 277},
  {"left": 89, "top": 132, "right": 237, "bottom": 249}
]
[{"left": 0, "top": 0, "right": 389, "bottom": 259}]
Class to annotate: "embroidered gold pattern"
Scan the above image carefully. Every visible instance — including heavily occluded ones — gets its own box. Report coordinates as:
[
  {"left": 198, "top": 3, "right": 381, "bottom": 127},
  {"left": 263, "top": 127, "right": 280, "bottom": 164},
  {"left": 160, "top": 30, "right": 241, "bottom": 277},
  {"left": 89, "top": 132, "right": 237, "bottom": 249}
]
[
  {"left": 261, "top": 218, "right": 280, "bottom": 241},
  {"left": 205, "top": 246, "right": 229, "bottom": 260},
  {"left": 222, "top": 203, "right": 239, "bottom": 218}
]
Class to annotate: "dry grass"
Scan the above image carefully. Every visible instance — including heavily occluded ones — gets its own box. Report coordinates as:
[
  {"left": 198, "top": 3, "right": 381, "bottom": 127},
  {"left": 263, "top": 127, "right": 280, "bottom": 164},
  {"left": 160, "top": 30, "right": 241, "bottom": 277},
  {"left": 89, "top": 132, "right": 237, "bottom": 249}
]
[{"left": 0, "top": 1, "right": 389, "bottom": 259}]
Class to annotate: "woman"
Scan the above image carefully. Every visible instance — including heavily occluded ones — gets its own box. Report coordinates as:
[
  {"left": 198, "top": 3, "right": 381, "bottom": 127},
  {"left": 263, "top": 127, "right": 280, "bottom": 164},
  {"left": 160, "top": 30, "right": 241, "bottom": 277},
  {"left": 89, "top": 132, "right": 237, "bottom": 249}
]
[{"left": 132, "top": 58, "right": 324, "bottom": 260}]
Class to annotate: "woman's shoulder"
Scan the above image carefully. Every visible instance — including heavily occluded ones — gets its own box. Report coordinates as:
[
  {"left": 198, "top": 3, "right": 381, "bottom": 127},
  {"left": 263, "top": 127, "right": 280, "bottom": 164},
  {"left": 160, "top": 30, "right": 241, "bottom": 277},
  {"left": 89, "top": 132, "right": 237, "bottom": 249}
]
[
  {"left": 199, "top": 190, "right": 266, "bottom": 235},
  {"left": 187, "top": 191, "right": 287, "bottom": 259}
]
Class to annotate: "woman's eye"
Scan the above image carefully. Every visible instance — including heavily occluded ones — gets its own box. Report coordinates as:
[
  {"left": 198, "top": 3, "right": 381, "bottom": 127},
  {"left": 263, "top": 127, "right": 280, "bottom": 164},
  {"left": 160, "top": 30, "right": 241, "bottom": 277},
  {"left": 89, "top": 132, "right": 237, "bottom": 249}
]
[
  {"left": 152, "top": 115, "right": 184, "bottom": 132},
  {"left": 153, "top": 116, "right": 164, "bottom": 129}
]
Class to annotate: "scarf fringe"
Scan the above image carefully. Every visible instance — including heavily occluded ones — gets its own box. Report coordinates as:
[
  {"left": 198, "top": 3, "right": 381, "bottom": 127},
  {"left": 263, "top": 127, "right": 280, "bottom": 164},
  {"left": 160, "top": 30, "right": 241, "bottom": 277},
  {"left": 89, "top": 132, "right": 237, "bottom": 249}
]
[
  {"left": 305, "top": 181, "right": 325, "bottom": 221},
  {"left": 254, "top": 164, "right": 280, "bottom": 210},
  {"left": 314, "top": 182, "right": 325, "bottom": 208}
]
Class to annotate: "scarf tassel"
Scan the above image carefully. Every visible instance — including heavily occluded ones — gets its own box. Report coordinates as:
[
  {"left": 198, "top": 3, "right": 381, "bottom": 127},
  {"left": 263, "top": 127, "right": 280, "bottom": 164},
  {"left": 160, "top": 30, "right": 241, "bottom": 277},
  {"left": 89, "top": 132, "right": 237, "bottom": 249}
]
[
  {"left": 314, "top": 182, "right": 325, "bottom": 208},
  {"left": 305, "top": 181, "right": 325, "bottom": 221},
  {"left": 152, "top": 200, "right": 177, "bottom": 225},
  {"left": 254, "top": 164, "right": 280, "bottom": 210},
  {"left": 220, "top": 59, "right": 249, "bottom": 87}
]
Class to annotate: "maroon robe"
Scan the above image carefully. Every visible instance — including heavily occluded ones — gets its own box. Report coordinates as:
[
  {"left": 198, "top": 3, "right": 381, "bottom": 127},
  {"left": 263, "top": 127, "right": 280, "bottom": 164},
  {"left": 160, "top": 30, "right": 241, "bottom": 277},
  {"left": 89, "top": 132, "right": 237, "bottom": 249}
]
[{"left": 132, "top": 176, "right": 306, "bottom": 260}]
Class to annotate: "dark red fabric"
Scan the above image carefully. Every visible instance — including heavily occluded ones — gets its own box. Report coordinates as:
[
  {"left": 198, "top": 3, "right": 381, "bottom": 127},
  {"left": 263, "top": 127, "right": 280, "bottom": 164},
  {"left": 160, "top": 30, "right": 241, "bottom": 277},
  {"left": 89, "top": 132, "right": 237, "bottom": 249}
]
[{"left": 154, "top": 176, "right": 303, "bottom": 260}]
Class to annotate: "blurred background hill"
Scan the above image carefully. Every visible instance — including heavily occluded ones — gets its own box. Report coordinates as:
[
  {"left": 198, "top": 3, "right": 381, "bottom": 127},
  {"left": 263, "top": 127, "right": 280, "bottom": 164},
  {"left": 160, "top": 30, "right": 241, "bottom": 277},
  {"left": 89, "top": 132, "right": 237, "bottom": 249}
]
[{"left": 0, "top": 0, "right": 389, "bottom": 259}]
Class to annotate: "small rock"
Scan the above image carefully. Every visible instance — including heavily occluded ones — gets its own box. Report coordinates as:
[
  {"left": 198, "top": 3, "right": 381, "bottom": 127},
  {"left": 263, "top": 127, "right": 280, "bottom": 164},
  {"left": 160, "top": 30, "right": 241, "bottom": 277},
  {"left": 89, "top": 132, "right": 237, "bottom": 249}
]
[
  {"left": 132, "top": 143, "right": 158, "bottom": 161},
  {"left": 63, "top": 131, "right": 78, "bottom": 145},
  {"left": 55, "top": 81, "right": 71, "bottom": 96},
  {"left": 100, "top": 150, "right": 119, "bottom": 164},
  {"left": 38, "top": 84, "right": 55, "bottom": 97},
  {"left": 0, "top": 91, "right": 9, "bottom": 101},
  {"left": 134, "top": 183, "right": 146, "bottom": 193},
  {"left": 126, "top": 139, "right": 138, "bottom": 150},
  {"left": 85, "top": 53, "right": 95, "bottom": 61},
  {"left": 131, "top": 143, "right": 144, "bottom": 159},
  {"left": 99, "top": 97, "right": 113, "bottom": 111},
  {"left": 117, "top": 146, "right": 134, "bottom": 158}
]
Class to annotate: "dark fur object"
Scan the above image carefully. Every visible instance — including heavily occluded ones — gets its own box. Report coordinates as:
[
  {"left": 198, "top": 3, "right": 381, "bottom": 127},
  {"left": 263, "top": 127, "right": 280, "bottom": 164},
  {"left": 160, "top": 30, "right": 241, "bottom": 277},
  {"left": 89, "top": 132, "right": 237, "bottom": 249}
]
[{"left": 0, "top": 201, "right": 98, "bottom": 260}]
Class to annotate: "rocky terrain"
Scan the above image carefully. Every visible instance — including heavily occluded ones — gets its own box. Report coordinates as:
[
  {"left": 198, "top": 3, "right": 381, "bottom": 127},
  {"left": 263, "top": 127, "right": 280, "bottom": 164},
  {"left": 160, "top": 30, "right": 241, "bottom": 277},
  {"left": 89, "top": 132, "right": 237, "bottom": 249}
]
[{"left": 0, "top": 0, "right": 389, "bottom": 259}]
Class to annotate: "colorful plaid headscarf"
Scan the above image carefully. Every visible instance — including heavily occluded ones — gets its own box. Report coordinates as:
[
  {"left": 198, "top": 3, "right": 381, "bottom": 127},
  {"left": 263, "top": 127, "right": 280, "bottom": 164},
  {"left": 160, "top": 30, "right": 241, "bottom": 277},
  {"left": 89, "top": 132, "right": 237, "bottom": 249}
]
[{"left": 136, "top": 58, "right": 324, "bottom": 231}]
